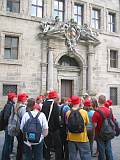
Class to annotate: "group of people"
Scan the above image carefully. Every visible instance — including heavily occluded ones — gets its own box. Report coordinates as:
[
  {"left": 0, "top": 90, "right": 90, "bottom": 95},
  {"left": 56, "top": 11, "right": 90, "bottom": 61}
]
[{"left": 0, "top": 90, "right": 118, "bottom": 160}]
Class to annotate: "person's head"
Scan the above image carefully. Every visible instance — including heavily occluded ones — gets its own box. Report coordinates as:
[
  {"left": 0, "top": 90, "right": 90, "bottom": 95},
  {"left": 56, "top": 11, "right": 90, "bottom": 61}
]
[
  {"left": 36, "top": 95, "right": 43, "bottom": 104},
  {"left": 17, "top": 93, "right": 28, "bottom": 104},
  {"left": 33, "top": 104, "right": 41, "bottom": 112},
  {"left": 26, "top": 98, "right": 35, "bottom": 112},
  {"left": 91, "top": 97, "right": 98, "bottom": 109},
  {"left": 83, "top": 93, "right": 89, "bottom": 100},
  {"left": 70, "top": 96, "right": 81, "bottom": 107},
  {"left": 60, "top": 97, "right": 68, "bottom": 105},
  {"left": 98, "top": 95, "right": 106, "bottom": 105},
  {"left": 83, "top": 99, "right": 93, "bottom": 111},
  {"left": 7, "top": 92, "right": 17, "bottom": 102},
  {"left": 48, "top": 90, "right": 59, "bottom": 100}
]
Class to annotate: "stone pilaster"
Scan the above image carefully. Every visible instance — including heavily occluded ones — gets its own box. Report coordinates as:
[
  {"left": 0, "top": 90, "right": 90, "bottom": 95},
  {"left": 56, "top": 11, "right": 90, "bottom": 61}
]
[
  {"left": 82, "top": 65, "right": 87, "bottom": 94},
  {"left": 47, "top": 48, "right": 54, "bottom": 90},
  {"left": 87, "top": 44, "right": 95, "bottom": 95}
]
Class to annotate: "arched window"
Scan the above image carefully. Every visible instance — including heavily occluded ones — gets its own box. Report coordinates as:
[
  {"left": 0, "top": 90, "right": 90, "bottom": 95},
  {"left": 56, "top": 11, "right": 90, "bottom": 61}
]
[{"left": 58, "top": 55, "right": 79, "bottom": 67}]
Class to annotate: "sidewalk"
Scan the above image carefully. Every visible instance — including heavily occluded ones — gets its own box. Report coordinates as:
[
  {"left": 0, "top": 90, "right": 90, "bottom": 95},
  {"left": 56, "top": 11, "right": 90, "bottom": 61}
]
[{"left": 0, "top": 131, "right": 120, "bottom": 160}]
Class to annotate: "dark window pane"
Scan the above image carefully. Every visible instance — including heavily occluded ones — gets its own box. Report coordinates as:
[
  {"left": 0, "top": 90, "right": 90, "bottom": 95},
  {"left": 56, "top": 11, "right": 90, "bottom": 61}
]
[
  {"left": 5, "top": 37, "right": 11, "bottom": 48},
  {"left": 4, "top": 49, "right": 11, "bottom": 59},
  {"left": 110, "top": 87, "right": 117, "bottom": 105},
  {"left": 110, "top": 50, "right": 118, "bottom": 68},
  {"left": 12, "top": 2, "right": 20, "bottom": 13},
  {"left": 4, "top": 36, "right": 18, "bottom": 60},
  {"left": 3, "top": 84, "right": 17, "bottom": 96},
  {"left": 7, "top": 0, "right": 20, "bottom": 13}
]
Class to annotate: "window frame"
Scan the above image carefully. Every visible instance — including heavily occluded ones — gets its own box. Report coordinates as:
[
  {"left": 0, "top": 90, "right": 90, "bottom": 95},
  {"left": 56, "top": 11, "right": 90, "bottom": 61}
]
[
  {"left": 110, "top": 50, "right": 118, "bottom": 68},
  {"left": 54, "top": 0, "right": 64, "bottom": 21},
  {"left": 107, "top": 48, "right": 120, "bottom": 73},
  {"left": 6, "top": 0, "right": 20, "bottom": 13},
  {"left": 74, "top": 3, "right": 83, "bottom": 26},
  {"left": 31, "top": 0, "right": 43, "bottom": 18},
  {"left": 4, "top": 36, "right": 19, "bottom": 60},
  {"left": 3, "top": 84, "right": 17, "bottom": 96},
  {"left": 108, "top": 12, "right": 116, "bottom": 32},
  {"left": 110, "top": 87, "right": 118, "bottom": 105},
  {"left": 91, "top": 8, "right": 100, "bottom": 29}
]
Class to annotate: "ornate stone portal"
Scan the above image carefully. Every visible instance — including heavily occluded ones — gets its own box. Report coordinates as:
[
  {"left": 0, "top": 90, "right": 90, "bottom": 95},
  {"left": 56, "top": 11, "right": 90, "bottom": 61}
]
[{"left": 39, "top": 17, "right": 100, "bottom": 95}]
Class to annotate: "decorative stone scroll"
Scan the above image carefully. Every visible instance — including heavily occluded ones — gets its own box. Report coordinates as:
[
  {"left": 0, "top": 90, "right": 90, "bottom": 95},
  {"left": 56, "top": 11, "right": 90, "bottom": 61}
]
[{"left": 39, "top": 16, "right": 99, "bottom": 51}]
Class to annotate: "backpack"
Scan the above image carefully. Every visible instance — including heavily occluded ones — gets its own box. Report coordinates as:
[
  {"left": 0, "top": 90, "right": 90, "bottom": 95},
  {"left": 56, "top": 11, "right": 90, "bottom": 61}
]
[
  {"left": 8, "top": 106, "right": 24, "bottom": 136},
  {"left": 0, "top": 109, "right": 6, "bottom": 131},
  {"left": 95, "top": 109, "right": 116, "bottom": 141},
  {"left": 114, "top": 119, "right": 120, "bottom": 137},
  {"left": 59, "top": 105, "right": 65, "bottom": 128},
  {"left": 67, "top": 108, "right": 84, "bottom": 133},
  {"left": 23, "top": 112, "right": 42, "bottom": 143}
]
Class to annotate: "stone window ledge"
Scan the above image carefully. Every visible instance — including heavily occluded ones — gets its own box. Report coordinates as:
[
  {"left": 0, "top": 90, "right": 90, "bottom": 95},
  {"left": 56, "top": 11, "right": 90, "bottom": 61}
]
[
  {"left": 107, "top": 67, "right": 120, "bottom": 73},
  {"left": 0, "top": 59, "right": 22, "bottom": 66}
]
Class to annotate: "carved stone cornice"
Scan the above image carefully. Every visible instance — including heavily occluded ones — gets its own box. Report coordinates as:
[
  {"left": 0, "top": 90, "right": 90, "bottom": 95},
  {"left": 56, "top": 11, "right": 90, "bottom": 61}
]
[{"left": 39, "top": 17, "right": 100, "bottom": 51}]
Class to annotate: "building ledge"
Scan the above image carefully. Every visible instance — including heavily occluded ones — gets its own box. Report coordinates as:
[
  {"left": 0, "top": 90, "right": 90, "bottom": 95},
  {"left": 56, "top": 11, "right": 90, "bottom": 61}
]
[{"left": 0, "top": 59, "right": 22, "bottom": 66}]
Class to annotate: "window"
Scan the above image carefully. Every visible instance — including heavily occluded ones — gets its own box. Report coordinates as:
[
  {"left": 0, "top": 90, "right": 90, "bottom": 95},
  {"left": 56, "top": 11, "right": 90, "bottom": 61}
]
[
  {"left": 31, "top": 0, "right": 43, "bottom": 18},
  {"left": 7, "top": 0, "right": 20, "bottom": 13},
  {"left": 110, "top": 87, "right": 118, "bottom": 105},
  {"left": 4, "top": 36, "right": 19, "bottom": 59},
  {"left": 58, "top": 55, "right": 79, "bottom": 67},
  {"left": 54, "top": 0, "right": 64, "bottom": 21},
  {"left": 92, "top": 8, "right": 100, "bottom": 29},
  {"left": 3, "top": 84, "right": 17, "bottom": 96},
  {"left": 110, "top": 50, "right": 118, "bottom": 68},
  {"left": 108, "top": 13, "right": 116, "bottom": 32},
  {"left": 74, "top": 4, "right": 83, "bottom": 25}
]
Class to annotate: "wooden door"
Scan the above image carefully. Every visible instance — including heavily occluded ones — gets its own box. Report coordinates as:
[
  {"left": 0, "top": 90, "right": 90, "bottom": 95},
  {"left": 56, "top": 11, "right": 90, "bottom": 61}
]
[{"left": 61, "top": 80, "right": 73, "bottom": 98}]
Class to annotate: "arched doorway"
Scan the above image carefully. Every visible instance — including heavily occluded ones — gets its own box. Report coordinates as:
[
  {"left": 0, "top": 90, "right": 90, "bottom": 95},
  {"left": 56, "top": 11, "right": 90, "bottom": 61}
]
[{"left": 57, "top": 54, "right": 82, "bottom": 98}]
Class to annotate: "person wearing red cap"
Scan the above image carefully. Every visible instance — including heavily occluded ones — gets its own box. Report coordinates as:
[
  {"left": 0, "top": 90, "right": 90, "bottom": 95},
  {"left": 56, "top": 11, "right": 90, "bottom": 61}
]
[
  {"left": 36, "top": 95, "right": 44, "bottom": 111},
  {"left": 83, "top": 99, "right": 95, "bottom": 156},
  {"left": 66, "top": 96, "right": 91, "bottom": 160},
  {"left": 20, "top": 101, "right": 48, "bottom": 160},
  {"left": 41, "top": 90, "right": 62, "bottom": 160},
  {"left": 15, "top": 93, "right": 28, "bottom": 160},
  {"left": 1, "top": 92, "right": 17, "bottom": 160},
  {"left": 92, "top": 95, "right": 114, "bottom": 160}
]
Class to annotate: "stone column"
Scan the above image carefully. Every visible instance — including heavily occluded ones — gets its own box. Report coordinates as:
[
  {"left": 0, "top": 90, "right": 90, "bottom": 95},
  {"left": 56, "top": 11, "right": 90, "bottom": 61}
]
[
  {"left": 82, "top": 65, "right": 87, "bottom": 94},
  {"left": 47, "top": 48, "right": 54, "bottom": 90},
  {"left": 87, "top": 44, "right": 95, "bottom": 95}
]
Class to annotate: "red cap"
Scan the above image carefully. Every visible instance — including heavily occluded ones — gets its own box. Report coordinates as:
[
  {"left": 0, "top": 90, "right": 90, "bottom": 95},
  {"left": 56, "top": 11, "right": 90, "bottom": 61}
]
[
  {"left": 36, "top": 95, "right": 44, "bottom": 101},
  {"left": 48, "top": 90, "right": 59, "bottom": 99},
  {"left": 84, "top": 99, "right": 92, "bottom": 107},
  {"left": 33, "top": 104, "right": 41, "bottom": 111},
  {"left": 18, "top": 93, "right": 27, "bottom": 103},
  {"left": 104, "top": 101, "right": 109, "bottom": 108},
  {"left": 107, "top": 100, "right": 112, "bottom": 106},
  {"left": 7, "top": 92, "right": 17, "bottom": 101},
  {"left": 71, "top": 96, "right": 81, "bottom": 105},
  {"left": 67, "top": 97, "right": 72, "bottom": 103}
]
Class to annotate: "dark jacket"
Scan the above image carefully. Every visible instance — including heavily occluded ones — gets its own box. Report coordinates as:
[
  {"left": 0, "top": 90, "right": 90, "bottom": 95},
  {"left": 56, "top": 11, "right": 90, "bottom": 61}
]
[
  {"left": 3, "top": 100, "right": 15, "bottom": 127},
  {"left": 41, "top": 99, "right": 59, "bottom": 133}
]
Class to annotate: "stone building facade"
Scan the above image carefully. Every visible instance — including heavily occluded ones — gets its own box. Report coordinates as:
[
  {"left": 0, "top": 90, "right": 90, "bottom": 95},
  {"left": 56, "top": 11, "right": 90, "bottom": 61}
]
[{"left": 0, "top": 0, "right": 120, "bottom": 107}]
